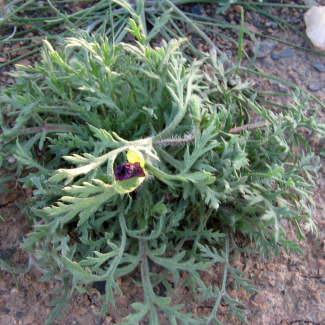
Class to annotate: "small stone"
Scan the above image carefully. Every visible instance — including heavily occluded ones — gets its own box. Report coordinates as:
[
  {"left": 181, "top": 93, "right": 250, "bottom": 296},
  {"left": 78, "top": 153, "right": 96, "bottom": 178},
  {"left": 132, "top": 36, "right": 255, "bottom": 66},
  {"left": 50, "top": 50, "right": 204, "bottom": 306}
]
[
  {"left": 15, "top": 310, "right": 24, "bottom": 319},
  {"left": 257, "top": 311, "right": 264, "bottom": 318},
  {"left": 271, "top": 48, "right": 294, "bottom": 60},
  {"left": 102, "top": 316, "right": 113, "bottom": 324},
  {"left": 0, "top": 57, "right": 6, "bottom": 62},
  {"left": 15, "top": 59, "right": 31, "bottom": 67},
  {"left": 234, "top": 5, "right": 243, "bottom": 14},
  {"left": 304, "top": 7, "right": 325, "bottom": 51},
  {"left": 228, "top": 281, "right": 236, "bottom": 290},
  {"left": 0, "top": 248, "right": 16, "bottom": 260},
  {"left": 278, "top": 85, "right": 288, "bottom": 93},
  {"left": 191, "top": 4, "right": 203, "bottom": 16},
  {"left": 25, "top": 32, "right": 34, "bottom": 38},
  {"left": 2, "top": 306, "right": 11, "bottom": 314},
  {"left": 281, "top": 7, "right": 289, "bottom": 14},
  {"left": 308, "top": 81, "right": 321, "bottom": 91},
  {"left": 313, "top": 62, "right": 325, "bottom": 72},
  {"left": 304, "top": 0, "right": 318, "bottom": 6},
  {"left": 17, "top": 49, "right": 28, "bottom": 56},
  {"left": 253, "top": 40, "right": 278, "bottom": 59},
  {"left": 269, "top": 79, "right": 279, "bottom": 85},
  {"left": 244, "top": 22, "right": 260, "bottom": 34},
  {"left": 250, "top": 293, "right": 272, "bottom": 310},
  {"left": 93, "top": 316, "right": 102, "bottom": 325},
  {"left": 32, "top": 38, "right": 43, "bottom": 44},
  {"left": 265, "top": 21, "right": 278, "bottom": 29},
  {"left": 78, "top": 306, "right": 89, "bottom": 315}
]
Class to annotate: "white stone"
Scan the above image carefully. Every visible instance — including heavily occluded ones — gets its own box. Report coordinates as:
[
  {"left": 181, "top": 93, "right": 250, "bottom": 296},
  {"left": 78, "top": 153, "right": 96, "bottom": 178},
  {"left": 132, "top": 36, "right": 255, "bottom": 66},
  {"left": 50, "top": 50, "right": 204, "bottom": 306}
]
[{"left": 304, "top": 6, "right": 325, "bottom": 52}]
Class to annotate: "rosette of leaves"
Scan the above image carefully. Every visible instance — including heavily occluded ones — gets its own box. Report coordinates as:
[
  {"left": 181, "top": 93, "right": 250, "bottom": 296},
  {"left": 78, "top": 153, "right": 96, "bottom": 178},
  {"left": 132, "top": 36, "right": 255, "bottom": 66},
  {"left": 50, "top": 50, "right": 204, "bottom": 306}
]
[{"left": 1, "top": 20, "right": 324, "bottom": 325}]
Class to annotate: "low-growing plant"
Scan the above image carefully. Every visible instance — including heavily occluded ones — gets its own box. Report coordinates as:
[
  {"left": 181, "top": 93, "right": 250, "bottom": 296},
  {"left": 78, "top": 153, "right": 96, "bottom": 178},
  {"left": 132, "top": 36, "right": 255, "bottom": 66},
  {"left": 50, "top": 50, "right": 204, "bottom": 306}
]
[{"left": 1, "top": 20, "right": 324, "bottom": 324}]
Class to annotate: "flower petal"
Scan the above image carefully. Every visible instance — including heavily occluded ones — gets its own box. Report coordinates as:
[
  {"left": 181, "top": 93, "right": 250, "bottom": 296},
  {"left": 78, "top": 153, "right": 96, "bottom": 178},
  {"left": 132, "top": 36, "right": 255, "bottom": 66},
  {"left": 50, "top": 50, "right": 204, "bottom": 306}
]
[{"left": 127, "top": 149, "right": 145, "bottom": 169}]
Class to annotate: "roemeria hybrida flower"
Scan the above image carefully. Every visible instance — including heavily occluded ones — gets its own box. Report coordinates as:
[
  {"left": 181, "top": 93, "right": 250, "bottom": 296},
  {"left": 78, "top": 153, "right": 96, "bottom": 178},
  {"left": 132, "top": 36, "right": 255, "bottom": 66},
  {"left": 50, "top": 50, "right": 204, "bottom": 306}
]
[
  {"left": 115, "top": 162, "right": 145, "bottom": 181},
  {"left": 114, "top": 149, "right": 146, "bottom": 194}
]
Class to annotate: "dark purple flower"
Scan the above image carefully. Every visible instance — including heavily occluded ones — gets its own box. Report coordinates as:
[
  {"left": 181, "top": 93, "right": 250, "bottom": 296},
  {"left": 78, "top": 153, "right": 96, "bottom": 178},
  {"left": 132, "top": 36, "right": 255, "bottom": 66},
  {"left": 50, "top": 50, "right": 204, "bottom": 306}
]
[{"left": 114, "top": 162, "right": 145, "bottom": 181}]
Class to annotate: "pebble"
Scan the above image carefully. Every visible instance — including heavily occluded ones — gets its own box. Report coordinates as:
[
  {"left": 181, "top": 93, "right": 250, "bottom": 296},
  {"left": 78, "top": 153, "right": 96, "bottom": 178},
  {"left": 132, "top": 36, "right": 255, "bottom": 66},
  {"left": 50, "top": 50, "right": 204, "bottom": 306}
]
[
  {"left": 191, "top": 4, "right": 203, "bottom": 16},
  {"left": 280, "top": 218, "right": 288, "bottom": 226},
  {"left": 25, "top": 32, "right": 34, "bottom": 38},
  {"left": 270, "top": 48, "right": 294, "bottom": 60},
  {"left": 228, "top": 281, "right": 236, "bottom": 290},
  {"left": 250, "top": 293, "right": 272, "bottom": 309},
  {"left": 313, "top": 62, "right": 325, "bottom": 72},
  {"left": 269, "top": 79, "right": 279, "bottom": 85},
  {"left": 31, "top": 38, "right": 43, "bottom": 44},
  {"left": 304, "top": 0, "right": 318, "bottom": 6},
  {"left": 257, "top": 311, "right": 264, "bottom": 318},
  {"left": 308, "top": 82, "right": 321, "bottom": 91},
  {"left": 244, "top": 22, "right": 260, "bottom": 34},
  {"left": 0, "top": 248, "right": 16, "bottom": 260},
  {"left": 15, "top": 310, "right": 24, "bottom": 320},
  {"left": 2, "top": 306, "right": 11, "bottom": 314},
  {"left": 15, "top": 59, "right": 31, "bottom": 67},
  {"left": 234, "top": 5, "right": 243, "bottom": 14},
  {"left": 265, "top": 21, "right": 278, "bottom": 29},
  {"left": 278, "top": 85, "right": 288, "bottom": 93},
  {"left": 95, "top": 316, "right": 102, "bottom": 325},
  {"left": 0, "top": 57, "right": 6, "bottom": 62},
  {"left": 253, "top": 40, "right": 277, "bottom": 59},
  {"left": 102, "top": 316, "right": 113, "bottom": 324},
  {"left": 17, "top": 49, "right": 29, "bottom": 56}
]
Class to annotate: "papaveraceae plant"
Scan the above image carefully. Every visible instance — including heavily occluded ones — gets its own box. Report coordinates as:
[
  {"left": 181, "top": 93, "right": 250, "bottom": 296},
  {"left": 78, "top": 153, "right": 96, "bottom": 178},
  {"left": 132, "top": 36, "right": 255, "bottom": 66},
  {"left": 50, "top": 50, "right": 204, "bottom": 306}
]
[{"left": 1, "top": 20, "right": 324, "bottom": 325}]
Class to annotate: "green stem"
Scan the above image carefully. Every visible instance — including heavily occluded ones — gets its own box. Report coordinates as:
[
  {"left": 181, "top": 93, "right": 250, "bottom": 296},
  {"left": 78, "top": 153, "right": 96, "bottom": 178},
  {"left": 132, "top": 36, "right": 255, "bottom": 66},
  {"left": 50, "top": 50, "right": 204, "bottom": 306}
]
[
  {"left": 140, "top": 239, "right": 154, "bottom": 306},
  {"left": 236, "top": 1, "right": 312, "bottom": 9},
  {"left": 236, "top": 7, "right": 245, "bottom": 75},
  {"left": 4, "top": 124, "right": 76, "bottom": 137},
  {"left": 205, "top": 231, "right": 230, "bottom": 325}
]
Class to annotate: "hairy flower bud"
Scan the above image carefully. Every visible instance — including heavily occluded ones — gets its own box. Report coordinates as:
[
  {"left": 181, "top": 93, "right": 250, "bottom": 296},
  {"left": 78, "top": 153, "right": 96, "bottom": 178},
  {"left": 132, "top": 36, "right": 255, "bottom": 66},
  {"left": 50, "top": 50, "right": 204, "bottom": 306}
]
[{"left": 189, "top": 95, "right": 201, "bottom": 124}]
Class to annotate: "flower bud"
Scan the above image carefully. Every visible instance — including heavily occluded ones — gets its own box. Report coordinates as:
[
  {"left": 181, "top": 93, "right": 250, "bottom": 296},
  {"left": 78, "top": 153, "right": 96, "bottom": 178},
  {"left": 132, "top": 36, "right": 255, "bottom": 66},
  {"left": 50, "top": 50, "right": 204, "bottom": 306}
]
[
  {"left": 113, "top": 149, "right": 146, "bottom": 194},
  {"left": 189, "top": 95, "right": 201, "bottom": 124}
]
